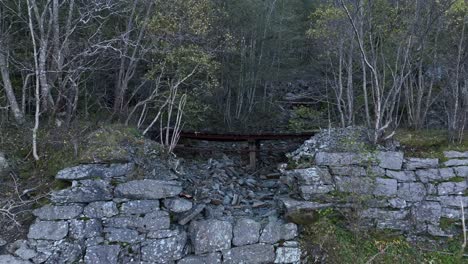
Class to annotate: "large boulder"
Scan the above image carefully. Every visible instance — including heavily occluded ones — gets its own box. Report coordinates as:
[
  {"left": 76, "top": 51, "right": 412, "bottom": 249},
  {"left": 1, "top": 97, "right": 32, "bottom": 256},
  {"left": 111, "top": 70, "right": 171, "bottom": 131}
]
[
  {"left": 114, "top": 180, "right": 182, "bottom": 200},
  {"left": 189, "top": 220, "right": 232, "bottom": 255}
]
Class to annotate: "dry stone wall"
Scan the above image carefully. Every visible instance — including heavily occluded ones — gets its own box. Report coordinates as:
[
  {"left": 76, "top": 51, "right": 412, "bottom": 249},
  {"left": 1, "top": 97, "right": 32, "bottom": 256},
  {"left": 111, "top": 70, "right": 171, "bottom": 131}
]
[
  {"left": 283, "top": 150, "right": 468, "bottom": 237},
  {"left": 0, "top": 163, "right": 300, "bottom": 264}
]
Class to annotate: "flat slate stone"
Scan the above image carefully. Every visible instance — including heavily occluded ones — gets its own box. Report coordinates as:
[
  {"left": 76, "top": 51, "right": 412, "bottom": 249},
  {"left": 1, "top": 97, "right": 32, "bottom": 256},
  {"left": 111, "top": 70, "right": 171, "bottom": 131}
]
[
  {"left": 32, "top": 204, "right": 82, "bottom": 220},
  {"left": 329, "top": 166, "right": 366, "bottom": 177},
  {"left": 178, "top": 253, "right": 222, "bottom": 264},
  {"left": 84, "top": 201, "right": 118, "bottom": 218},
  {"left": 288, "top": 167, "right": 333, "bottom": 184},
  {"left": 164, "top": 198, "right": 193, "bottom": 213},
  {"left": 114, "top": 180, "right": 182, "bottom": 199},
  {"left": 232, "top": 218, "right": 260, "bottom": 246},
  {"left": 27, "top": 221, "right": 68, "bottom": 240},
  {"left": 315, "top": 152, "right": 362, "bottom": 166},
  {"left": 259, "top": 221, "right": 282, "bottom": 244},
  {"left": 454, "top": 166, "right": 468, "bottom": 177},
  {"left": 84, "top": 245, "right": 120, "bottom": 264},
  {"left": 222, "top": 244, "right": 275, "bottom": 264},
  {"left": 141, "top": 231, "right": 187, "bottom": 262},
  {"left": 397, "top": 182, "right": 426, "bottom": 202},
  {"left": 300, "top": 185, "right": 334, "bottom": 199},
  {"left": 377, "top": 151, "right": 404, "bottom": 170},
  {"left": 104, "top": 228, "right": 140, "bottom": 243},
  {"left": 335, "top": 176, "right": 373, "bottom": 194},
  {"left": 404, "top": 158, "right": 439, "bottom": 170},
  {"left": 444, "top": 151, "right": 468, "bottom": 159},
  {"left": 279, "top": 198, "right": 332, "bottom": 213},
  {"left": 281, "top": 223, "right": 298, "bottom": 240},
  {"left": 385, "top": 170, "right": 416, "bottom": 182},
  {"left": 444, "top": 159, "right": 468, "bottom": 167},
  {"left": 56, "top": 163, "right": 134, "bottom": 181},
  {"left": 51, "top": 179, "right": 113, "bottom": 203},
  {"left": 373, "top": 178, "right": 397, "bottom": 197},
  {"left": 69, "top": 219, "right": 102, "bottom": 240},
  {"left": 412, "top": 201, "right": 441, "bottom": 224},
  {"left": 120, "top": 200, "right": 160, "bottom": 215},
  {"left": 438, "top": 182, "right": 466, "bottom": 195},
  {"left": 416, "top": 168, "right": 455, "bottom": 183},
  {"left": 189, "top": 220, "right": 232, "bottom": 255},
  {"left": 437, "top": 196, "right": 468, "bottom": 207}
]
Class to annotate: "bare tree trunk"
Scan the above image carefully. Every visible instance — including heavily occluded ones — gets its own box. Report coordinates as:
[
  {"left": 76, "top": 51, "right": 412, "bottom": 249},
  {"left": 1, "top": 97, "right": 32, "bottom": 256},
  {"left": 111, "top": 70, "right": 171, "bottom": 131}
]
[{"left": 0, "top": 51, "right": 25, "bottom": 124}]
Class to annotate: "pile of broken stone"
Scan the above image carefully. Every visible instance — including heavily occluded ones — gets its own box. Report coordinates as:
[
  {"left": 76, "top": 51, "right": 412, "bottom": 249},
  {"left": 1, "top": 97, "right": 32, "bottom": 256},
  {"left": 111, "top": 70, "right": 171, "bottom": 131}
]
[{"left": 0, "top": 160, "right": 301, "bottom": 264}]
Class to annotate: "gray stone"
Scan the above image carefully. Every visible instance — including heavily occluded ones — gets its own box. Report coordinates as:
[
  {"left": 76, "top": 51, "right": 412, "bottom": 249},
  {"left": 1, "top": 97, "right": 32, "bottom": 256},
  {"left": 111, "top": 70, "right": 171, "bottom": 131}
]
[
  {"left": 104, "top": 228, "right": 140, "bottom": 243},
  {"left": 27, "top": 221, "right": 68, "bottom": 240},
  {"left": 233, "top": 218, "right": 260, "bottom": 246},
  {"left": 222, "top": 244, "right": 275, "bottom": 264},
  {"left": 42, "top": 241, "right": 82, "bottom": 264},
  {"left": 0, "top": 255, "right": 32, "bottom": 264},
  {"left": 84, "top": 201, "right": 118, "bottom": 218},
  {"left": 51, "top": 179, "right": 113, "bottom": 203},
  {"left": 416, "top": 169, "right": 455, "bottom": 183},
  {"left": 259, "top": 221, "right": 282, "bottom": 244},
  {"left": 376, "top": 220, "right": 411, "bottom": 231},
  {"left": 114, "top": 180, "right": 182, "bottom": 199},
  {"left": 147, "top": 229, "right": 180, "bottom": 239},
  {"left": 454, "top": 166, "right": 468, "bottom": 177},
  {"left": 189, "top": 220, "right": 232, "bottom": 255},
  {"left": 178, "top": 204, "right": 206, "bottom": 225},
  {"left": 428, "top": 224, "right": 453, "bottom": 237},
  {"left": 444, "top": 159, "right": 468, "bottom": 167},
  {"left": 289, "top": 167, "right": 333, "bottom": 184},
  {"left": 362, "top": 208, "right": 408, "bottom": 220},
  {"left": 335, "top": 176, "right": 373, "bottom": 194},
  {"left": 388, "top": 198, "right": 407, "bottom": 209},
  {"left": 377, "top": 151, "right": 404, "bottom": 170},
  {"left": 397, "top": 182, "right": 426, "bottom": 202},
  {"left": 300, "top": 185, "right": 334, "bottom": 199},
  {"left": 412, "top": 202, "right": 441, "bottom": 224},
  {"left": 281, "top": 223, "right": 298, "bottom": 240},
  {"left": 69, "top": 219, "right": 102, "bottom": 240},
  {"left": 444, "top": 151, "right": 468, "bottom": 159},
  {"left": 141, "top": 231, "right": 187, "bottom": 262},
  {"left": 404, "top": 158, "right": 439, "bottom": 170},
  {"left": 178, "top": 253, "right": 222, "bottom": 264},
  {"left": 279, "top": 198, "right": 332, "bottom": 214},
  {"left": 373, "top": 178, "right": 397, "bottom": 197},
  {"left": 14, "top": 244, "right": 37, "bottom": 260},
  {"left": 164, "top": 198, "right": 192, "bottom": 213},
  {"left": 315, "top": 152, "right": 364, "bottom": 166},
  {"left": 84, "top": 245, "right": 120, "bottom": 264},
  {"left": 32, "top": 204, "right": 82, "bottom": 220},
  {"left": 140, "top": 211, "right": 171, "bottom": 231},
  {"left": 274, "top": 247, "right": 301, "bottom": 264},
  {"left": 329, "top": 166, "right": 366, "bottom": 176},
  {"left": 438, "top": 182, "right": 466, "bottom": 195},
  {"left": 441, "top": 207, "right": 462, "bottom": 219},
  {"left": 385, "top": 170, "right": 416, "bottom": 182},
  {"left": 120, "top": 200, "right": 160, "bottom": 215},
  {"left": 438, "top": 196, "right": 468, "bottom": 207},
  {"left": 56, "top": 163, "right": 134, "bottom": 181}
]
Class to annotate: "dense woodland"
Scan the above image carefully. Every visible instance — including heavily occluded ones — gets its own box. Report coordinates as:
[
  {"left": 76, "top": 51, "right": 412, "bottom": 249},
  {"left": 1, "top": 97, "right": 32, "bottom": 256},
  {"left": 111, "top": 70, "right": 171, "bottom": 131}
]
[{"left": 0, "top": 0, "right": 467, "bottom": 157}]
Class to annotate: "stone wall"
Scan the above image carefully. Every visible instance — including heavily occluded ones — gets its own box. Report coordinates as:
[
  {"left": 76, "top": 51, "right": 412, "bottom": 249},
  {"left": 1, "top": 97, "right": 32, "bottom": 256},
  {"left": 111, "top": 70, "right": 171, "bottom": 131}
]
[
  {"left": 0, "top": 163, "right": 300, "bottom": 264},
  {"left": 282, "top": 150, "right": 468, "bottom": 237}
]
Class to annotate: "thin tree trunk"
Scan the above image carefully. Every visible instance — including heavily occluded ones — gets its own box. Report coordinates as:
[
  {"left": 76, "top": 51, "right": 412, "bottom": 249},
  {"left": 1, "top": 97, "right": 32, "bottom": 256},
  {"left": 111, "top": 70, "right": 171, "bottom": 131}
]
[{"left": 0, "top": 51, "right": 25, "bottom": 124}]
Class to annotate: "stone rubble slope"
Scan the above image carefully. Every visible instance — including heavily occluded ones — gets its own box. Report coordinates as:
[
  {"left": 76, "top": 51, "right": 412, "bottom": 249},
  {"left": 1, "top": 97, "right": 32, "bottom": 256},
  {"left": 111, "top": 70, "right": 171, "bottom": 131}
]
[{"left": 0, "top": 159, "right": 301, "bottom": 264}]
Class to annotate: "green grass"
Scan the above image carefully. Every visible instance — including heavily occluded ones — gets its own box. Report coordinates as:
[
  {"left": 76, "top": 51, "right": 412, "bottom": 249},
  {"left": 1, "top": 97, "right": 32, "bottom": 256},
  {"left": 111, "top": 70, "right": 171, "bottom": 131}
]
[
  {"left": 395, "top": 129, "right": 468, "bottom": 159},
  {"left": 300, "top": 210, "right": 467, "bottom": 264}
]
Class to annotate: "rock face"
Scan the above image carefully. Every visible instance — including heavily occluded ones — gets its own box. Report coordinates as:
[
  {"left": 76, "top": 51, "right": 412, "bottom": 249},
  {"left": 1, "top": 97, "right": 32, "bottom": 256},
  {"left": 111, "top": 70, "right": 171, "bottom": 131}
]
[
  {"left": 189, "top": 220, "right": 233, "bottom": 254},
  {"left": 114, "top": 180, "right": 182, "bottom": 199}
]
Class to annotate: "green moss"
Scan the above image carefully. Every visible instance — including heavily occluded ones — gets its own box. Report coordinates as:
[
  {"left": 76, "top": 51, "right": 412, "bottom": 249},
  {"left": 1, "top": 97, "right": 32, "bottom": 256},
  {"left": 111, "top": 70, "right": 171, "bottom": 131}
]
[
  {"left": 448, "top": 176, "right": 465, "bottom": 183},
  {"left": 440, "top": 217, "right": 458, "bottom": 230}
]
